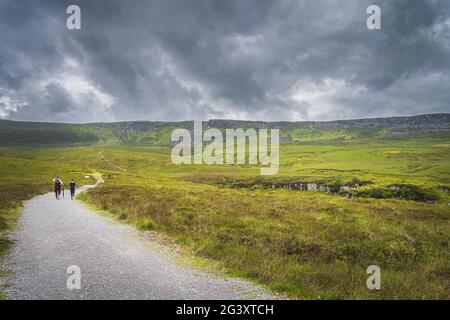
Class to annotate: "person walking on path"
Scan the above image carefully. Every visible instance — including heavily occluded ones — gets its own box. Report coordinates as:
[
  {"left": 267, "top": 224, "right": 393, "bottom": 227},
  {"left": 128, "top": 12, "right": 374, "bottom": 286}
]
[
  {"left": 69, "top": 180, "right": 77, "bottom": 200},
  {"left": 53, "top": 177, "right": 63, "bottom": 200}
]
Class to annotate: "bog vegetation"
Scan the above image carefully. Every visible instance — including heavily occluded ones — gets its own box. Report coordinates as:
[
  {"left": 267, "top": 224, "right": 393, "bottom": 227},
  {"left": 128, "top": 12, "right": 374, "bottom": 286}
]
[{"left": 0, "top": 118, "right": 449, "bottom": 299}]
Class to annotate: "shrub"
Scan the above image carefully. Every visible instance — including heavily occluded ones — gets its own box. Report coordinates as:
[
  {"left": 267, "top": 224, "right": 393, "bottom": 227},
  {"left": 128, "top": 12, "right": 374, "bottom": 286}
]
[
  {"left": 353, "top": 185, "right": 440, "bottom": 202},
  {"left": 391, "top": 184, "right": 439, "bottom": 202}
]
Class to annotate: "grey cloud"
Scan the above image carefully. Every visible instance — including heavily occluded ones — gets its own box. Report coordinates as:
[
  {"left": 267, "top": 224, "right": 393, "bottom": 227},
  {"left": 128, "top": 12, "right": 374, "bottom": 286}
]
[
  {"left": 44, "top": 83, "right": 72, "bottom": 114},
  {"left": 0, "top": 0, "right": 449, "bottom": 122}
]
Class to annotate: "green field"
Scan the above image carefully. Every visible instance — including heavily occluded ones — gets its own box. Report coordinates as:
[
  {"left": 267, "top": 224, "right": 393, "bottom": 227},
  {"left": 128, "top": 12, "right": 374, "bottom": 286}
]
[{"left": 0, "top": 117, "right": 449, "bottom": 299}]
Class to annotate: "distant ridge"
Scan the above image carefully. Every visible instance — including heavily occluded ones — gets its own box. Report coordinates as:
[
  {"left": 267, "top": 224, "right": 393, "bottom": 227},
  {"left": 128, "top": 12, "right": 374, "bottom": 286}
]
[
  {"left": 2, "top": 113, "right": 449, "bottom": 128},
  {"left": 0, "top": 113, "right": 449, "bottom": 146},
  {"left": 92, "top": 113, "right": 450, "bottom": 133}
]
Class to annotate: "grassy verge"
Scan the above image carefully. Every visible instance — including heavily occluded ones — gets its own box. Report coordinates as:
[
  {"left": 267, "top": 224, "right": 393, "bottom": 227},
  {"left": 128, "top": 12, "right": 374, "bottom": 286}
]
[
  {"left": 80, "top": 183, "right": 450, "bottom": 299},
  {"left": 0, "top": 185, "right": 51, "bottom": 257},
  {"left": 0, "top": 185, "right": 51, "bottom": 299}
]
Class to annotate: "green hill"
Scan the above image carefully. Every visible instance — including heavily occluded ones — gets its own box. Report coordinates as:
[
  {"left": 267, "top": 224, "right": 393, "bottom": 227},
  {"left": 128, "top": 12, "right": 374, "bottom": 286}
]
[{"left": 1, "top": 113, "right": 449, "bottom": 146}]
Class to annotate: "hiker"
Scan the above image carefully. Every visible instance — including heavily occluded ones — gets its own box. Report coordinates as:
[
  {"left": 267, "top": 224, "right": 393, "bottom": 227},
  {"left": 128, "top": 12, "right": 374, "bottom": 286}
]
[
  {"left": 53, "top": 177, "right": 63, "bottom": 200},
  {"left": 69, "top": 180, "right": 77, "bottom": 200}
]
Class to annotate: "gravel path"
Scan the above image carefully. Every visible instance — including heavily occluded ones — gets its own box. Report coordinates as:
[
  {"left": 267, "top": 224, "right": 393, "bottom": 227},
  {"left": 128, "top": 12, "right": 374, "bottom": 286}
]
[{"left": 2, "top": 185, "right": 276, "bottom": 300}]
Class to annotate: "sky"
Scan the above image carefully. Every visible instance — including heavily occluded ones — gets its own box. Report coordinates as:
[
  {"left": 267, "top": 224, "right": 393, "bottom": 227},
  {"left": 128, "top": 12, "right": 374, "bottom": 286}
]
[{"left": 0, "top": 0, "right": 449, "bottom": 123}]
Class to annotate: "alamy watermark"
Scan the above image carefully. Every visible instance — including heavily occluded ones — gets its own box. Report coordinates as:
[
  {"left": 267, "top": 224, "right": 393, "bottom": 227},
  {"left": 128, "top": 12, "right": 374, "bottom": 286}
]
[
  {"left": 66, "top": 265, "right": 81, "bottom": 290},
  {"left": 366, "top": 265, "right": 381, "bottom": 290},
  {"left": 171, "top": 121, "right": 279, "bottom": 175},
  {"left": 367, "top": 5, "right": 382, "bottom": 30},
  {"left": 66, "top": 5, "right": 81, "bottom": 30},
  {"left": 66, "top": 4, "right": 381, "bottom": 31}
]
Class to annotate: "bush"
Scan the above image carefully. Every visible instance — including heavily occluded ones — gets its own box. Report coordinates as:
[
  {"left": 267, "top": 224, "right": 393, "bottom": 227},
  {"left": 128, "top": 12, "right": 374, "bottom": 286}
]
[
  {"left": 328, "top": 179, "right": 343, "bottom": 193},
  {"left": 365, "top": 187, "right": 391, "bottom": 199},
  {"left": 353, "top": 185, "right": 439, "bottom": 202},
  {"left": 392, "top": 184, "right": 439, "bottom": 202}
]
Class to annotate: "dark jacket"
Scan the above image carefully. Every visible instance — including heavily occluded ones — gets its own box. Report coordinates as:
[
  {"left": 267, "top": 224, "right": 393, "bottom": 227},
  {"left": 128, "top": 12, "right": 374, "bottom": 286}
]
[{"left": 69, "top": 182, "right": 76, "bottom": 191}]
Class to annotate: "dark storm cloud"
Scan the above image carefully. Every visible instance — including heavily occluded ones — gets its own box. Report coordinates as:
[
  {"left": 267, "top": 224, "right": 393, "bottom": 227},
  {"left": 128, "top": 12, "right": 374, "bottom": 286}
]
[
  {"left": 0, "top": 0, "right": 448, "bottom": 122},
  {"left": 43, "top": 83, "right": 72, "bottom": 114},
  {"left": 358, "top": 0, "right": 449, "bottom": 91}
]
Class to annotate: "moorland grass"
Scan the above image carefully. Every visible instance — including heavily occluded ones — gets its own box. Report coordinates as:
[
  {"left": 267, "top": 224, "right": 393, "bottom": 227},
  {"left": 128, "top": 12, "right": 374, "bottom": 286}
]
[
  {"left": 80, "top": 183, "right": 449, "bottom": 299},
  {"left": 0, "top": 136, "right": 449, "bottom": 299}
]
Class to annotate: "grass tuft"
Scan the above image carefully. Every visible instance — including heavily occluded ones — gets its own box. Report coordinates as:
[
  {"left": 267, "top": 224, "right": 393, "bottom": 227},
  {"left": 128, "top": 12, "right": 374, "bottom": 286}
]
[{"left": 134, "top": 218, "right": 157, "bottom": 230}]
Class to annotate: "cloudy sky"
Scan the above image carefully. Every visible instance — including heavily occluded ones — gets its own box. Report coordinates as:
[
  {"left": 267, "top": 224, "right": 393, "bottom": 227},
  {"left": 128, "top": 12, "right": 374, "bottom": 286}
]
[{"left": 0, "top": 0, "right": 449, "bottom": 122}]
